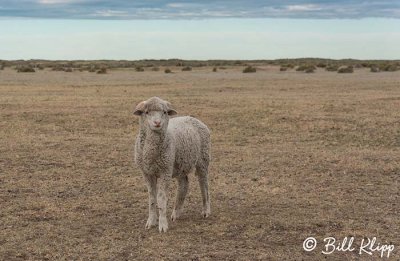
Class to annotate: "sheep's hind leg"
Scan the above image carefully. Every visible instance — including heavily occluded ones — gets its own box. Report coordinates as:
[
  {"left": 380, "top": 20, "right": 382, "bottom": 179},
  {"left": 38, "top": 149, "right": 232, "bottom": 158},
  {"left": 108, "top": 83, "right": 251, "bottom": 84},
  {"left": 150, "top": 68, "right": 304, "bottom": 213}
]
[
  {"left": 143, "top": 174, "right": 158, "bottom": 229},
  {"left": 196, "top": 166, "right": 211, "bottom": 218},
  {"left": 171, "top": 175, "right": 189, "bottom": 221}
]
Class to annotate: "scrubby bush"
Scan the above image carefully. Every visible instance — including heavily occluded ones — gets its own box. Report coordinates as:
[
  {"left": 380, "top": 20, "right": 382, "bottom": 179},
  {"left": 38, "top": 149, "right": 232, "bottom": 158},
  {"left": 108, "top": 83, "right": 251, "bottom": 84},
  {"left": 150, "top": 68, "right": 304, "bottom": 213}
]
[
  {"left": 17, "top": 65, "right": 35, "bottom": 73},
  {"left": 317, "top": 63, "right": 327, "bottom": 68},
  {"left": 97, "top": 67, "right": 107, "bottom": 74},
  {"left": 243, "top": 66, "right": 256, "bottom": 73},
  {"left": 182, "top": 66, "right": 192, "bottom": 71},
  {"left": 212, "top": 67, "right": 217, "bottom": 72},
  {"left": 338, "top": 66, "right": 354, "bottom": 73},
  {"left": 380, "top": 64, "right": 398, "bottom": 72},
  {"left": 370, "top": 66, "right": 380, "bottom": 73},
  {"left": 52, "top": 66, "right": 65, "bottom": 71},
  {"left": 151, "top": 67, "right": 160, "bottom": 71},
  {"left": 280, "top": 66, "right": 288, "bottom": 71},
  {"left": 296, "top": 65, "right": 316, "bottom": 71},
  {"left": 326, "top": 65, "right": 339, "bottom": 72},
  {"left": 135, "top": 66, "right": 144, "bottom": 72},
  {"left": 164, "top": 68, "right": 172, "bottom": 73},
  {"left": 296, "top": 65, "right": 306, "bottom": 71},
  {"left": 65, "top": 68, "right": 73, "bottom": 72},
  {"left": 296, "top": 64, "right": 316, "bottom": 72}
]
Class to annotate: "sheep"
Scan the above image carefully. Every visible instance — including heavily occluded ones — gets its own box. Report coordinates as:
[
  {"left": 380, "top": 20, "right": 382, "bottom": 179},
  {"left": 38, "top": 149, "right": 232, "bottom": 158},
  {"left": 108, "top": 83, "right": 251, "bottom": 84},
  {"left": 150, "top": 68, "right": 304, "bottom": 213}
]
[{"left": 133, "top": 97, "right": 211, "bottom": 232}]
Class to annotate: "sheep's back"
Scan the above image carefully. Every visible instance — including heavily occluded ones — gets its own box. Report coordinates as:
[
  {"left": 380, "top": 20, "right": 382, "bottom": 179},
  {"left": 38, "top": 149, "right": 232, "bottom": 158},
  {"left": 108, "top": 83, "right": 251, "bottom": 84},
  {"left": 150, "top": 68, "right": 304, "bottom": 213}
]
[{"left": 168, "top": 116, "right": 210, "bottom": 176}]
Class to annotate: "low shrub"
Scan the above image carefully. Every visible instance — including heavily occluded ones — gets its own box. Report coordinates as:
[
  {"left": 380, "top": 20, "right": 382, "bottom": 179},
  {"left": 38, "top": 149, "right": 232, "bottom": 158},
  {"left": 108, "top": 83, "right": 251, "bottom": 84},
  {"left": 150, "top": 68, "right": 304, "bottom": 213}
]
[
  {"left": 151, "top": 67, "right": 160, "bottom": 71},
  {"left": 97, "top": 67, "right": 107, "bottom": 74},
  {"left": 326, "top": 65, "right": 339, "bottom": 72},
  {"left": 280, "top": 66, "right": 288, "bottom": 71},
  {"left": 212, "top": 67, "right": 217, "bottom": 72},
  {"left": 380, "top": 64, "right": 398, "bottom": 72},
  {"left": 370, "top": 67, "right": 380, "bottom": 73},
  {"left": 182, "top": 66, "right": 192, "bottom": 71},
  {"left": 338, "top": 66, "right": 354, "bottom": 73},
  {"left": 296, "top": 65, "right": 316, "bottom": 71},
  {"left": 164, "top": 68, "right": 172, "bottom": 73},
  {"left": 17, "top": 66, "right": 35, "bottom": 73},
  {"left": 243, "top": 66, "right": 256, "bottom": 73},
  {"left": 52, "top": 66, "right": 65, "bottom": 71},
  {"left": 296, "top": 65, "right": 306, "bottom": 71},
  {"left": 135, "top": 66, "right": 144, "bottom": 72},
  {"left": 296, "top": 64, "right": 317, "bottom": 73}
]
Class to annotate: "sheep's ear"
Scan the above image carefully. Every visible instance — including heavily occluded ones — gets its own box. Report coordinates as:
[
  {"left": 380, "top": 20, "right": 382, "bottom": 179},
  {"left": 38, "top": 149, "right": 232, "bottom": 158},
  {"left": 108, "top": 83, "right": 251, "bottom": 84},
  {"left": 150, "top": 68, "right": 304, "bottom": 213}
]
[
  {"left": 167, "top": 109, "right": 177, "bottom": 116},
  {"left": 133, "top": 101, "right": 146, "bottom": 116},
  {"left": 166, "top": 101, "right": 178, "bottom": 116},
  {"left": 166, "top": 101, "right": 177, "bottom": 116}
]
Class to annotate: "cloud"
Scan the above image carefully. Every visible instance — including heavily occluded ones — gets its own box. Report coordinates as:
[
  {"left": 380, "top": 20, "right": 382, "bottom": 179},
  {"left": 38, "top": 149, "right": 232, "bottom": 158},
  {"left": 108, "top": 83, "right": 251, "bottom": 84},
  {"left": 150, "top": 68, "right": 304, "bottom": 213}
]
[
  {"left": 166, "top": 3, "right": 186, "bottom": 8},
  {"left": 38, "top": 0, "right": 79, "bottom": 4},
  {"left": 286, "top": 4, "right": 322, "bottom": 12},
  {"left": 0, "top": 0, "right": 399, "bottom": 19},
  {"left": 92, "top": 10, "right": 129, "bottom": 17}
]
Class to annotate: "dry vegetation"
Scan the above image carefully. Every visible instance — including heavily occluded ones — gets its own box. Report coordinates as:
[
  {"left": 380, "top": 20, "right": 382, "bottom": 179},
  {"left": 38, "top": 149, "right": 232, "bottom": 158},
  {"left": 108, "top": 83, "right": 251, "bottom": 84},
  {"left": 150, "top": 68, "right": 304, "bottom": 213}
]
[
  {"left": 1, "top": 58, "right": 399, "bottom": 73},
  {"left": 0, "top": 65, "right": 399, "bottom": 260},
  {"left": 243, "top": 66, "right": 257, "bottom": 73}
]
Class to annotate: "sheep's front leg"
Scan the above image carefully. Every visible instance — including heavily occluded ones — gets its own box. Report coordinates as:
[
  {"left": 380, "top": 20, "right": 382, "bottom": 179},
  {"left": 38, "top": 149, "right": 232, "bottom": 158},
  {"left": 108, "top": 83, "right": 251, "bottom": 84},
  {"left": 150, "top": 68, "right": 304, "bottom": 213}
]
[
  {"left": 144, "top": 174, "right": 158, "bottom": 229},
  {"left": 157, "top": 174, "right": 170, "bottom": 232}
]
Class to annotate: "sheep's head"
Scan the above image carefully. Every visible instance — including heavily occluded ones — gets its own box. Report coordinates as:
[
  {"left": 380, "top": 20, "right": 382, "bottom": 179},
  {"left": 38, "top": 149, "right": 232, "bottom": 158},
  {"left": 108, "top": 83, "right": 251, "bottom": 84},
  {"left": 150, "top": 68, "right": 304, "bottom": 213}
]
[{"left": 133, "top": 97, "right": 177, "bottom": 132}]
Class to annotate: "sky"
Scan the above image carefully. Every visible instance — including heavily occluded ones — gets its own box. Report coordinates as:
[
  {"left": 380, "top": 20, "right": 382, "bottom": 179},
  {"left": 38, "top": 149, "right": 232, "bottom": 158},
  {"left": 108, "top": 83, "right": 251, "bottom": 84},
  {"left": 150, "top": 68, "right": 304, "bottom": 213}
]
[{"left": 0, "top": 0, "right": 399, "bottom": 60}]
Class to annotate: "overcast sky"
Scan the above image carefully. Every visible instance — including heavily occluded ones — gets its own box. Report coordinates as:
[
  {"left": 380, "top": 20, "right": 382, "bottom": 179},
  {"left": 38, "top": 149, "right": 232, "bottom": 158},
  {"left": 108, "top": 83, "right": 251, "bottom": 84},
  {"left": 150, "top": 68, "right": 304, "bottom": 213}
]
[{"left": 0, "top": 1, "right": 399, "bottom": 60}]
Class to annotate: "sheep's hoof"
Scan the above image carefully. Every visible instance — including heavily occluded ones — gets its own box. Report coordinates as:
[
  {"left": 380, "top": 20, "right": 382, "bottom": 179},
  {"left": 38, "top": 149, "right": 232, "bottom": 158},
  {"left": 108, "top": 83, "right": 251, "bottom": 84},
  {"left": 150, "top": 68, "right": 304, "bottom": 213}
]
[
  {"left": 145, "top": 216, "right": 157, "bottom": 229},
  {"left": 171, "top": 209, "right": 181, "bottom": 221},
  {"left": 159, "top": 216, "right": 169, "bottom": 233},
  {"left": 202, "top": 209, "right": 211, "bottom": 218}
]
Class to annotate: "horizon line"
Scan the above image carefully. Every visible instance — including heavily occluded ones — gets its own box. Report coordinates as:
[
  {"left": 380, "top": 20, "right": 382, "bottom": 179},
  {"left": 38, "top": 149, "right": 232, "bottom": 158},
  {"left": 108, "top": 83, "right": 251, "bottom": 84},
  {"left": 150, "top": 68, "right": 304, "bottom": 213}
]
[{"left": 2, "top": 58, "right": 400, "bottom": 62}]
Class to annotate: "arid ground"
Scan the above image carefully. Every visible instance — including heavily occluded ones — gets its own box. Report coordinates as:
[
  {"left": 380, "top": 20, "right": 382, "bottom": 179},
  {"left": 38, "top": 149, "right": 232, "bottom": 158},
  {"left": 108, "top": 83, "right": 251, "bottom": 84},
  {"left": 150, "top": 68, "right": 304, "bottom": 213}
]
[{"left": 0, "top": 66, "right": 399, "bottom": 260}]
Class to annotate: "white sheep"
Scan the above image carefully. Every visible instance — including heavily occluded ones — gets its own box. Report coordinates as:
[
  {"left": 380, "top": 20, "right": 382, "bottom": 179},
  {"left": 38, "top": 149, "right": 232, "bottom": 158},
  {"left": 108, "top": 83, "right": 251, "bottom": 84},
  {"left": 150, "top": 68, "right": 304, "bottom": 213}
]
[{"left": 133, "top": 97, "right": 211, "bottom": 232}]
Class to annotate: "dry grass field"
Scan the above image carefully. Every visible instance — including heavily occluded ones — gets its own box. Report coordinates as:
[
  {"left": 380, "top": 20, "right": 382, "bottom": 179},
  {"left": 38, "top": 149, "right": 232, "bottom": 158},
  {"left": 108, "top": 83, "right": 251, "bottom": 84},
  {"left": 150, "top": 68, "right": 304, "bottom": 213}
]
[{"left": 0, "top": 66, "right": 399, "bottom": 260}]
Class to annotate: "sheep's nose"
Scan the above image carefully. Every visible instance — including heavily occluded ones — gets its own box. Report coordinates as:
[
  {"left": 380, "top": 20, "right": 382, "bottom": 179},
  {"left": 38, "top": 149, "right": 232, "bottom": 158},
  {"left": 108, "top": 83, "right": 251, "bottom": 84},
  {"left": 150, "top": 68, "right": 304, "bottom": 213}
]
[{"left": 154, "top": 120, "right": 161, "bottom": 126}]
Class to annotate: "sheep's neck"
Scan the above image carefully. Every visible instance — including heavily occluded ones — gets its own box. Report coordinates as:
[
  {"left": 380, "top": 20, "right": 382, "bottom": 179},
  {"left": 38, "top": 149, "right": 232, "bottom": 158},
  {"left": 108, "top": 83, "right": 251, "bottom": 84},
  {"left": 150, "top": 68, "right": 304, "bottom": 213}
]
[{"left": 142, "top": 128, "right": 167, "bottom": 148}]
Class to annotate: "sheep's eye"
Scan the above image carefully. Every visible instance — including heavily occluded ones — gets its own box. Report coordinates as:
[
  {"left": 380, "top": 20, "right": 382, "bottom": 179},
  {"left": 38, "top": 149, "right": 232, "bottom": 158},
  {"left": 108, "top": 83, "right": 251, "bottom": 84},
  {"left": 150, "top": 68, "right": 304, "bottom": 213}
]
[
  {"left": 163, "top": 111, "right": 167, "bottom": 114},
  {"left": 145, "top": 111, "right": 149, "bottom": 114}
]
